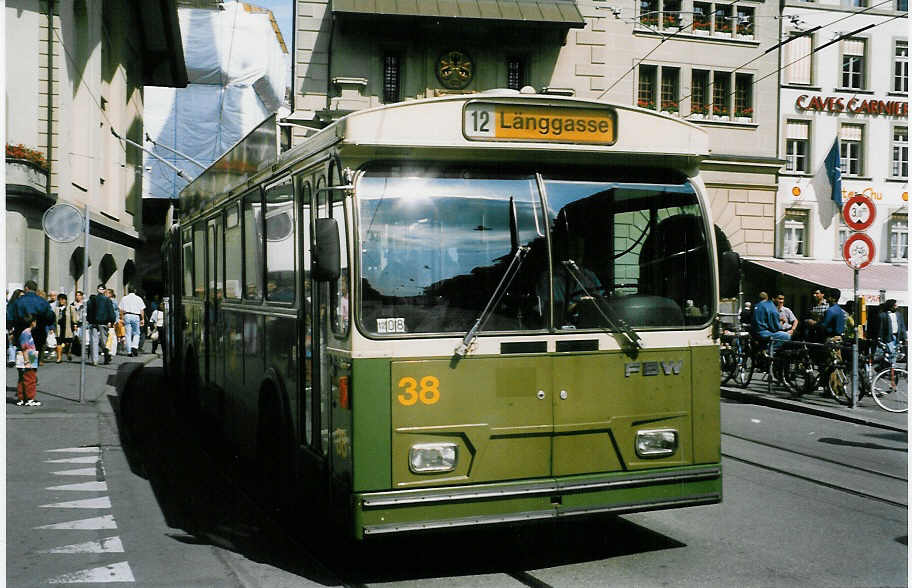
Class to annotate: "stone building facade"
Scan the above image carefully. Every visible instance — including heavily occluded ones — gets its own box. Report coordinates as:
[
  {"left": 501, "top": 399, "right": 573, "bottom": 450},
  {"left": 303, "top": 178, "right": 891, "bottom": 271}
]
[{"left": 5, "top": 0, "right": 186, "bottom": 297}]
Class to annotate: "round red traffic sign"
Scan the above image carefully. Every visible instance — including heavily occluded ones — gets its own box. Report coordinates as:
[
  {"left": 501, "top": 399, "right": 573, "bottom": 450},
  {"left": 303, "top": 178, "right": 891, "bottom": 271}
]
[
  {"left": 842, "top": 194, "right": 876, "bottom": 231},
  {"left": 843, "top": 232, "right": 876, "bottom": 269}
]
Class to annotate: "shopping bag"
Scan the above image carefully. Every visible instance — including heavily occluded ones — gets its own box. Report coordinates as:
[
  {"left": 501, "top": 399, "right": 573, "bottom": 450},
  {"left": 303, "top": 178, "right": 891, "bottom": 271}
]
[
  {"left": 115, "top": 320, "right": 125, "bottom": 338},
  {"left": 106, "top": 329, "right": 117, "bottom": 355},
  {"left": 46, "top": 331, "right": 57, "bottom": 348}
]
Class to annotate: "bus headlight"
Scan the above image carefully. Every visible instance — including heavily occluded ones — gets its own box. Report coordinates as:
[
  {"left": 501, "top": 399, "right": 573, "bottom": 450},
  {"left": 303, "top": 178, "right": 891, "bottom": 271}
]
[
  {"left": 409, "top": 442, "right": 458, "bottom": 474},
  {"left": 635, "top": 429, "right": 678, "bottom": 458}
]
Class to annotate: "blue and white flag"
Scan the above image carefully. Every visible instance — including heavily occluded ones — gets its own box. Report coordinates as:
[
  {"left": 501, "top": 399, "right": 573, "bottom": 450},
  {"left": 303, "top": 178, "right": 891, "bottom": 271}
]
[{"left": 824, "top": 137, "right": 842, "bottom": 208}]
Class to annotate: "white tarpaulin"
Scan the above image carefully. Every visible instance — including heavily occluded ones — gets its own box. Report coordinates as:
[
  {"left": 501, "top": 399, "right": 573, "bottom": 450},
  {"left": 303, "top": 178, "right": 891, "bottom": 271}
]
[{"left": 144, "top": 2, "right": 288, "bottom": 199}]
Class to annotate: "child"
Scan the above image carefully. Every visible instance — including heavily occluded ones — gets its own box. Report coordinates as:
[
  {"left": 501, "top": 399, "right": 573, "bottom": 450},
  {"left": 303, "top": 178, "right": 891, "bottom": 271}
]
[{"left": 15, "top": 314, "right": 42, "bottom": 407}]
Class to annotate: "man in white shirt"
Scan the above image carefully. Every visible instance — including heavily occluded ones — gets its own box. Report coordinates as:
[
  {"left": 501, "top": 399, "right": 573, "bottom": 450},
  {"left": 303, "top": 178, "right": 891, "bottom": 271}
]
[{"left": 118, "top": 286, "right": 146, "bottom": 357}]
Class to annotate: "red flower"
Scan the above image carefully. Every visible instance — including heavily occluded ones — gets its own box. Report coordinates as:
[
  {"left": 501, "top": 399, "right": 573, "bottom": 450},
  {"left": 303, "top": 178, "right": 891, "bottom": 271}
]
[{"left": 6, "top": 144, "right": 48, "bottom": 171}]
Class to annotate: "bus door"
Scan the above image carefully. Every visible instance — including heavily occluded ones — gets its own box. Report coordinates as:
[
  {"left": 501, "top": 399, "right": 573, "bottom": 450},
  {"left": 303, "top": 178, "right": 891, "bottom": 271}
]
[
  {"left": 294, "top": 171, "right": 324, "bottom": 481},
  {"left": 206, "top": 214, "right": 224, "bottom": 394}
]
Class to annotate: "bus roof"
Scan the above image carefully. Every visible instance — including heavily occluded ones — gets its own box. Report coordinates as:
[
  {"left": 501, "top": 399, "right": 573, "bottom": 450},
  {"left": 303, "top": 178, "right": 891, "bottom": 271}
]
[{"left": 179, "top": 92, "right": 709, "bottom": 217}]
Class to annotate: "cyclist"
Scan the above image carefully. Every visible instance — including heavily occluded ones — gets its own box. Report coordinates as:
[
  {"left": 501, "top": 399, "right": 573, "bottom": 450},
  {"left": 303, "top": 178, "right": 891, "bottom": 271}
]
[
  {"left": 752, "top": 292, "right": 790, "bottom": 343},
  {"left": 820, "top": 289, "right": 845, "bottom": 341}
]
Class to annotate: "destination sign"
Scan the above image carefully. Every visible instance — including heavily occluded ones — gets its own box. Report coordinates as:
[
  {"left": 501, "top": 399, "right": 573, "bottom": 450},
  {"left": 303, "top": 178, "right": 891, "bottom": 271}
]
[{"left": 464, "top": 103, "right": 616, "bottom": 145}]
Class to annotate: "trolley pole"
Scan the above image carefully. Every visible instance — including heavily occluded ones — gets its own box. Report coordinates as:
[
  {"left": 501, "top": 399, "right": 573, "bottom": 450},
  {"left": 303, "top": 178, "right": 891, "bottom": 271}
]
[
  {"left": 850, "top": 268, "right": 859, "bottom": 408},
  {"left": 79, "top": 204, "right": 90, "bottom": 404}
]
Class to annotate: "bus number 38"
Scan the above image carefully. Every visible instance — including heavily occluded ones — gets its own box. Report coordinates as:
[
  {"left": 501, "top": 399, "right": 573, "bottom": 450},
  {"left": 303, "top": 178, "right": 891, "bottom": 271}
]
[{"left": 397, "top": 376, "right": 441, "bottom": 406}]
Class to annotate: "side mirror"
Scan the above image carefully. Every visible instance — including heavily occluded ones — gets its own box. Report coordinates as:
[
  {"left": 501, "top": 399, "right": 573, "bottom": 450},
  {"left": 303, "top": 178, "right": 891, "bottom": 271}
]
[
  {"left": 719, "top": 250, "right": 741, "bottom": 300},
  {"left": 313, "top": 218, "right": 341, "bottom": 282}
]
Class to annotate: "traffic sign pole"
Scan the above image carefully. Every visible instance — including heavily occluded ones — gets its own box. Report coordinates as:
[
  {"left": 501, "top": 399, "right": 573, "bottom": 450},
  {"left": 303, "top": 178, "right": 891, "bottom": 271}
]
[
  {"left": 851, "top": 268, "right": 858, "bottom": 408},
  {"left": 80, "top": 204, "right": 89, "bottom": 404}
]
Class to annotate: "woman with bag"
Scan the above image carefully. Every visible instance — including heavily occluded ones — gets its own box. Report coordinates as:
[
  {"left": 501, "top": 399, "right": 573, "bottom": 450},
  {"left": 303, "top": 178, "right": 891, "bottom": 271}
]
[
  {"left": 53, "top": 293, "right": 78, "bottom": 362},
  {"left": 149, "top": 300, "right": 164, "bottom": 355}
]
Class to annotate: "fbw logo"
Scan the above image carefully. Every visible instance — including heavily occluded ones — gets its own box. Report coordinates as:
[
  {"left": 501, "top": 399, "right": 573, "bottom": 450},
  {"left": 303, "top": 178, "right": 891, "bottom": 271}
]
[{"left": 624, "top": 360, "right": 683, "bottom": 377}]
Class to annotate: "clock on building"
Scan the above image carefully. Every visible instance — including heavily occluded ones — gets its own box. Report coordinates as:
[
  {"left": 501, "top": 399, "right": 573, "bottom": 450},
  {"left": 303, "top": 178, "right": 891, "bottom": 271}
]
[{"left": 436, "top": 50, "right": 474, "bottom": 90}]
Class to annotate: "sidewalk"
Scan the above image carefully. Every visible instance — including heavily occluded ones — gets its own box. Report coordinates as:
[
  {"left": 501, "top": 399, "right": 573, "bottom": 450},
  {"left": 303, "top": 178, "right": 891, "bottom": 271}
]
[
  {"left": 722, "top": 375, "right": 908, "bottom": 433},
  {"left": 5, "top": 344, "right": 160, "bottom": 416}
]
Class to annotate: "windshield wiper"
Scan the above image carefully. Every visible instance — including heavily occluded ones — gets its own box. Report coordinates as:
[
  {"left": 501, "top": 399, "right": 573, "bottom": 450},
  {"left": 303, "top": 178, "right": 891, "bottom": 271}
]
[
  {"left": 454, "top": 197, "right": 528, "bottom": 358},
  {"left": 562, "top": 260, "right": 644, "bottom": 351}
]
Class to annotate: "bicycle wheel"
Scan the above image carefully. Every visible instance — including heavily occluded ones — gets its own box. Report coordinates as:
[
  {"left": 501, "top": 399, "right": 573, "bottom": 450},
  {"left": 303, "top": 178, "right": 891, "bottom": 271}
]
[
  {"left": 784, "top": 355, "right": 817, "bottom": 397},
  {"left": 735, "top": 352, "right": 754, "bottom": 387},
  {"left": 720, "top": 347, "right": 736, "bottom": 385},
  {"left": 871, "top": 367, "right": 908, "bottom": 413},
  {"left": 827, "top": 367, "right": 852, "bottom": 405}
]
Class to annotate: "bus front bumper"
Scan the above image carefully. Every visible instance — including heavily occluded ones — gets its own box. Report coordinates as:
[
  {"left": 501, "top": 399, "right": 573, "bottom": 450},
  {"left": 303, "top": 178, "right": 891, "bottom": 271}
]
[{"left": 354, "top": 464, "right": 721, "bottom": 538}]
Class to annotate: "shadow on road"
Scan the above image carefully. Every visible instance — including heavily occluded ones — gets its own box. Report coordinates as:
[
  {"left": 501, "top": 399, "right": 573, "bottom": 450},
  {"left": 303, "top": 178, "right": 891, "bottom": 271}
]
[{"left": 113, "top": 365, "right": 686, "bottom": 586}]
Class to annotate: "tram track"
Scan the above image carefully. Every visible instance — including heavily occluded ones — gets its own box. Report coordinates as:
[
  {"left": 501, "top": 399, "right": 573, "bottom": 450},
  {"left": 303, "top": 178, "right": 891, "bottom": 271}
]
[{"left": 720, "top": 432, "right": 908, "bottom": 509}]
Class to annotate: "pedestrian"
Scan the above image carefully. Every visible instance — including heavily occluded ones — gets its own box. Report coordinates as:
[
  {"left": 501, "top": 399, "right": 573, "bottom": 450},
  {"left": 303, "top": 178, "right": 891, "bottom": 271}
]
[
  {"left": 820, "top": 289, "right": 845, "bottom": 340},
  {"left": 752, "top": 291, "right": 790, "bottom": 342},
  {"left": 119, "top": 286, "right": 146, "bottom": 357},
  {"left": 107, "top": 289, "right": 124, "bottom": 354},
  {"left": 7, "top": 280, "right": 55, "bottom": 366},
  {"left": 53, "top": 293, "right": 78, "bottom": 362},
  {"left": 7, "top": 288, "right": 23, "bottom": 366},
  {"left": 738, "top": 301, "right": 752, "bottom": 329},
  {"left": 876, "top": 299, "right": 907, "bottom": 358},
  {"left": 774, "top": 292, "right": 798, "bottom": 337},
  {"left": 14, "top": 314, "right": 42, "bottom": 407},
  {"left": 808, "top": 288, "right": 830, "bottom": 322},
  {"left": 69, "top": 290, "right": 85, "bottom": 357},
  {"left": 86, "top": 284, "right": 116, "bottom": 365},
  {"left": 149, "top": 299, "right": 164, "bottom": 355}
]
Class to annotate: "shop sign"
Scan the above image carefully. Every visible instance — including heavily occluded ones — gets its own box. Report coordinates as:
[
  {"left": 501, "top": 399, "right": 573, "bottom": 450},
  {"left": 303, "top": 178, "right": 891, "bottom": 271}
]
[{"left": 796, "top": 94, "right": 908, "bottom": 117}]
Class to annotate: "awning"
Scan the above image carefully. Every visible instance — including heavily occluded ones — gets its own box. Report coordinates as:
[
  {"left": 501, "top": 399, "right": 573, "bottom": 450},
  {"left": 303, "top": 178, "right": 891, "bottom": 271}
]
[
  {"left": 331, "top": 0, "right": 586, "bottom": 27},
  {"left": 744, "top": 259, "right": 908, "bottom": 307}
]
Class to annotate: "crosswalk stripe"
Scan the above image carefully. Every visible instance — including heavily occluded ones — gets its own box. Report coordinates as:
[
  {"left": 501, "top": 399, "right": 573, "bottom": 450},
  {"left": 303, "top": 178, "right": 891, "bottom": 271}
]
[
  {"left": 47, "top": 561, "right": 134, "bottom": 583},
  {"left": 45, "top": 456, "right": 101, "bottom": 464},
  {"left": 40, "top": 497, "right": 112, "bottom": 509},
  {"left": 40, "top": 537, "right": 124, "bottom": 554},
  {"left": 46, "top": 481, "right": 108, "bottom": 492},
  {"left": 46, "top": 447, "right": 101, "bottom": 453},
  {"left": 35, "top": 515, "right": 117, "bottom": 530},
  {"left": 51, "top": 468, "right": 97, "bottom": 477}
]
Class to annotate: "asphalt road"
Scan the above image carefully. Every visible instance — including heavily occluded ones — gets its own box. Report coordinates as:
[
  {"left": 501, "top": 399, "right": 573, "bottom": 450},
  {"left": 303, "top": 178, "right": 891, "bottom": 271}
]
[{"left": 6, "top": 362, "right": 908, "bottom": 587}]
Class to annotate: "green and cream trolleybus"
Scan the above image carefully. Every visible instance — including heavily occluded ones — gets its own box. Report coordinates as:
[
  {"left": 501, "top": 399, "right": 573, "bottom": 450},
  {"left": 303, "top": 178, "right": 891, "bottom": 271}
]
[{"left": 162, "top": 91, "right": 739, "bottom": 539}]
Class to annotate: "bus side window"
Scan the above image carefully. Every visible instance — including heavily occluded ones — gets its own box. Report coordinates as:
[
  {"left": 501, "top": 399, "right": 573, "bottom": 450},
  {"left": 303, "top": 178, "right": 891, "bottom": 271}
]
[
  {"left": 225, "top": 203, "right": 242, "bottom": 299},
  {"left": 193, "top": 223, "right": 206, "bottom": 298},
  {"left": 265, "top": 178, "right": 296, "bottom": 303},
  {"left": 243, "top": 189, "right": 264, "bottom": 300},
  {"left": 182, "top": 229, "right": 193, "bottom": 297},
  {"left": 330, "top": 197, "right": 349, "bottom": 336}
]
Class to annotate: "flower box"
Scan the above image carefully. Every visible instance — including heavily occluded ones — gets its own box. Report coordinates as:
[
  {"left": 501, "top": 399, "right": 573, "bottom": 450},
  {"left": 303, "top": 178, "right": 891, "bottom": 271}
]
[
  {"left": 6, "top": 158, "right": 48, "bottom": 193},
  {"left": 734, "top": 116, "right": 753, "bottom": 123}
]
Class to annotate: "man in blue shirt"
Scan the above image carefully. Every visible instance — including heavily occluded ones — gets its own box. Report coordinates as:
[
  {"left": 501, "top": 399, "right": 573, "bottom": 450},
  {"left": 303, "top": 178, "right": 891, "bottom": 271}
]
[
  {"left": 820, "top": 289, "right": 845, "bottom": 339},
  {"left": 752, "top": 291, "right": 790, "bottom": 342}
]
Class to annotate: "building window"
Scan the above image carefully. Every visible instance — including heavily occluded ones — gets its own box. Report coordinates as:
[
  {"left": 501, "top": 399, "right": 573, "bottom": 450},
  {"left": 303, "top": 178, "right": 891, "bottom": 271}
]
[
  {"left": 895, "top": 40, "right": 908, "bottom": 93},
  {"left": 837, "top": 222, "right": 850, "bottom": 258},
  {"left": 383, "top": 54, "right": 400, "bottom": 104},
  {"left": 734, "top": 73, "right": 753, "bottom": 119},
  {"left": 784, "top": 33, "right": 812, "bottom": 85},
  {"left": 893, "top": 126, "right": 908, "bottom": 178},
  {"left": 890, "top": 215, "right": 909, "bottom": 261},
  {"left": 736, "top": 6, "right": 754, "bottom": 37},
  {"left": 507, "top": 57, "right": 526, "bottom": 91},
  {"left": 713, "top": 71, "right": 730, "bottom": 117},
  {"left": 714, "top": 4, "right": 732, "bottom": 35},
  {"left": 661, "top": 67, "right": 679, "bottom": 113},
  {"left": 638, "top": 65, "right": 657, "bottom": 109},
  {"left": 841, "top": 38, "right": 866, "bottom": 90},
  {"left": 850, "top": 0, "right": 868, "bottom": 6},
  {"left": 693, "top": 2, "right": 711, "bottom": 32},
  {"left": 784, "top": 209, "right": 809, "bottom": 257},
  {"left": 898, "top": 0, "right": 908, "bottom": 10},
  {"left": 691, "top": 69, "right": 709, "bottom": 115},
  {"left": 785, "top": 120, "right": 810, "bottom": 172},
  {"left": 840, "top": 124, "right": 864, "bottom": 176},
  {"left": 640, "top": 0, "right": 659, "bottom": 26},
  {"left": 663, "top": 0, "right": 682, "bottom": 28}
]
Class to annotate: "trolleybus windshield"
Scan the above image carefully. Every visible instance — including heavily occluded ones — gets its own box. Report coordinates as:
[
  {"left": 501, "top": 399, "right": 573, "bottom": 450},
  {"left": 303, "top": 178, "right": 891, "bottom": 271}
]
[{"left": 357, "top": 166, "right": 712, "bottom": 336}]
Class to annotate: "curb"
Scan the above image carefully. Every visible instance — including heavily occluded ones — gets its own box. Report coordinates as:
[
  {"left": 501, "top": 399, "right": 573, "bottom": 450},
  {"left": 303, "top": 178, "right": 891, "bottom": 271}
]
[{"left": 721, "top": 386, "right": 907, "bottom": 434}]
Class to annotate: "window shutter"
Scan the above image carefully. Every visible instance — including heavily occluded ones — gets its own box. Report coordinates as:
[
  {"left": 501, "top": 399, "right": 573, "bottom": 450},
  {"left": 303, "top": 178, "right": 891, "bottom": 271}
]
[
  {"left": 785, "top": 35, "right": 812, "bottom": 84},
  {"left": 840, "top": 124, "right": 863, "bottom": 142},
  {"left": 787, "top": 120, "right": 809, "bottom": 139},
  {"left": 842, "top": 39, "right": 865, "bottom": 56}
]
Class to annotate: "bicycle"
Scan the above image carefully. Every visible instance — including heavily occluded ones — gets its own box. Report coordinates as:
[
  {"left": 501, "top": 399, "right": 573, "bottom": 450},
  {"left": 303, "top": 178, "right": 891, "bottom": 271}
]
[
  {"left": 859, "top": 341, "right": 908, "bottom": 413},
  {"left": 720, "top": 329, "right": 752, "bottom": 386}
]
